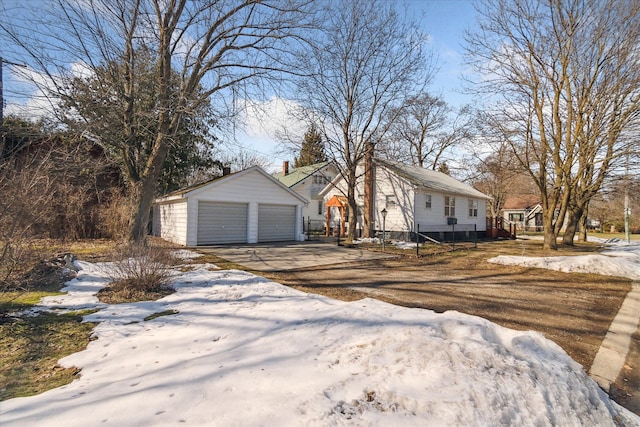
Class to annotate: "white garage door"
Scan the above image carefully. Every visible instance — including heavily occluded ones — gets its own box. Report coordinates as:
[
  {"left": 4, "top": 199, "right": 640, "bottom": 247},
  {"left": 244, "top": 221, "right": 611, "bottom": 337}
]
[
  {"left": 197, "top": 201, "right": 248, "bottom": 245},
  {"left": 258, "top": 204, "right": 296, "bottom": 242}
]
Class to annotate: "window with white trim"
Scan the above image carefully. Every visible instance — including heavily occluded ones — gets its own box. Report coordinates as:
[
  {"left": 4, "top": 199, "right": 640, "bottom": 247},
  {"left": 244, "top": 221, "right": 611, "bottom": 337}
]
[
  {"left": 444, "top": 196, "right": 455, "bottom": 217},
  {"left": 312, "top": 174, "right": 329, "bottom": 185},
  {"left": 468, "top": 199, "right": 478, "bottom": 217},
  {"left": 317, "top": 200, "right": 323, "bottom": 215}
]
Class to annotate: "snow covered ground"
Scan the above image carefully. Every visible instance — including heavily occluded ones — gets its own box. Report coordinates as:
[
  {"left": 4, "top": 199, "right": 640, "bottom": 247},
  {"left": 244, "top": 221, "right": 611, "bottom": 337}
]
[
  {"left": 2, "top": 241, "right": 640, "bottom": 426},
  {"left": 489, "top": 236, "right": 640, "bottom": 280}
]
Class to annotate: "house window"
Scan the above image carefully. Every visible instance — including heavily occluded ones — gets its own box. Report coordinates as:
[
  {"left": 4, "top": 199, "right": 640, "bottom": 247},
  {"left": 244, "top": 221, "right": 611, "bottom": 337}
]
[
  {"left": 444, "top": 196, "right": 455, "bottom": 217},
  {"left": 425, "top": 195, "right": 432, "bottom": 209},
  {"left": 385, "top": 195, "right": 397, "bottom": 208},
  {"left": 468, "top": 199, "right": 478, "bottom": 217},
  {"left": 509, "top": 213, "right": 524, "bottom": 222},
  {"left": 317, "top": 200, "right": 323, "bottom": 215},
  {"left": 312, "top": 174, "right": 329, "bottom": 185}
]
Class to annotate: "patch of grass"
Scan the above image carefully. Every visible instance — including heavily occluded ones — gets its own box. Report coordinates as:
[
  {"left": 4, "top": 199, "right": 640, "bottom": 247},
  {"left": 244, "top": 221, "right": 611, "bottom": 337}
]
[
  {"left": 0, "top": 311, "right": 96, "bottom": 401},
  {"left": 0, "top": 291, "right": 65, "bottom": 314},
  {"left": 144, "top": 309, "right": 179, "bottom": 321}
]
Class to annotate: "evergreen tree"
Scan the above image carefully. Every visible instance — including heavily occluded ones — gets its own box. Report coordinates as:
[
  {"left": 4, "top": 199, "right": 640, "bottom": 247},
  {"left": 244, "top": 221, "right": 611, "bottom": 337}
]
[
  {"left": 294, "top": 125, "right": 327, "bottom": 168},
  {"left": 59, "top": 48, "right": 219, "bottom": 195}
]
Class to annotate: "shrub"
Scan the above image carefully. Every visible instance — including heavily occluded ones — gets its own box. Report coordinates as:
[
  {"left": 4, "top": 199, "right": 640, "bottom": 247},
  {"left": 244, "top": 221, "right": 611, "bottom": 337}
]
[
  {"left": 98, "top": 243, "right": 176, "bottom": 303},
  {"left": 96, "top": 189, "right": 134, "bottom": 241}
]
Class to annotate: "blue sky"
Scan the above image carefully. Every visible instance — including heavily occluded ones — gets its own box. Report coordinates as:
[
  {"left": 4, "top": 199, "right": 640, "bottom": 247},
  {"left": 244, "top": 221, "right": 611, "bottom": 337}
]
[
  {"left": 241, "top": 0, "right": 479, "bottom": 169},
  {"left": 413, "top": 0, "right": 477, "bottom": 108},
  {"left": 2, "top": 0, "right": 479, "bottom": 171}
]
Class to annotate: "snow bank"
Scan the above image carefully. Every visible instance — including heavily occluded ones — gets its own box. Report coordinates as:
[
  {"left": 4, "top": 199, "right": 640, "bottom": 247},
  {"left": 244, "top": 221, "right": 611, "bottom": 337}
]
[
  {"left": 489, "top": 240, "right": 640, "bottom": 280},
  {"left": 2, "top": 262, "right": 636, "bottom": 426}
]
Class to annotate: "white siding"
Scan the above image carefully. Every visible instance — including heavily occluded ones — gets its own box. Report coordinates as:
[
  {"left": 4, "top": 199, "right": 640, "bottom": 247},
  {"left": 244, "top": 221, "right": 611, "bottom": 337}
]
[
  {"left": 153, "top": 200, "right": 188, "bottom": 245},
  {"left": 414, "top": 192, "right": 446, "bottom": 228},
  {"left": 414, "top": 191, "right": 487, "bottom": 232},
  {"left": 321, "top": 164, "right": 488, "bottom": 236},
  {"left": 373, "top": 167, "right": 415, "bottom": 233},
  {"left": 291, "top": 165, "right": 338, "bottom": 230}
]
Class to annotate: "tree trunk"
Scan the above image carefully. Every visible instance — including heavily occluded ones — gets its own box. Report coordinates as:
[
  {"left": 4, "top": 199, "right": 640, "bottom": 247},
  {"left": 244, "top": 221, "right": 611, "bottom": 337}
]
[
  {"left": 561, "top": 206, "right": 581, "bottom": 246},
  {"left": 542, "top": 208, "right": 558, "bottom": 250},
  {"left": 129, "top": 132, "right": 170, "bottom": 242},
  {"left": 578, "top": 210, "right": 588, "bottom": 242}
]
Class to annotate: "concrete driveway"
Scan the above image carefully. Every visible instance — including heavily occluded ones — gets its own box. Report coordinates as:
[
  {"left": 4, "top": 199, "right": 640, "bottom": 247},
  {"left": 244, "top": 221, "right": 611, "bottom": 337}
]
[{"left": 196, "top": 240, "right": 397, "bottom": 272}]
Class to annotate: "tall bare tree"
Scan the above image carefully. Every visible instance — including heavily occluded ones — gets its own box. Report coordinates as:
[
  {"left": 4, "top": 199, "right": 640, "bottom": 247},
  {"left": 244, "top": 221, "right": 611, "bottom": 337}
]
[
  {"left": 466, "top": 0, "right": 640, "bottom": 249},
  {"left": 1, "top": 0, "right": 313, "bottom": 242},
  {"left": 380, "top": 94, "right": 472, "bottom": 170},
  {"left": 292, "top": 0, "right": 433, "bottom": 240}
]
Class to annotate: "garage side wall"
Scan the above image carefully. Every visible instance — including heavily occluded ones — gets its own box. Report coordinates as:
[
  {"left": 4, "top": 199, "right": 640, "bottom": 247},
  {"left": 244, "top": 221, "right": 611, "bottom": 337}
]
[{"left": 153, "top": 200, "right": 188, "bottom": 245}]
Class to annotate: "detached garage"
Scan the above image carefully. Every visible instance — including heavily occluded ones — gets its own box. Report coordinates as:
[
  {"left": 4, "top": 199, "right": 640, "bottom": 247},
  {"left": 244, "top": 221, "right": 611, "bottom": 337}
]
[{"left": 153, "top": 166, "right": 307, "bottom": 246}]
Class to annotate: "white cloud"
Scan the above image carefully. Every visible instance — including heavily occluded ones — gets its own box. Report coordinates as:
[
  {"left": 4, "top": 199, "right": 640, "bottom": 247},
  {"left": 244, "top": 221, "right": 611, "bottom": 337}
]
[{"left": 4, "top": 61, "right": 94, "bottom": 121}]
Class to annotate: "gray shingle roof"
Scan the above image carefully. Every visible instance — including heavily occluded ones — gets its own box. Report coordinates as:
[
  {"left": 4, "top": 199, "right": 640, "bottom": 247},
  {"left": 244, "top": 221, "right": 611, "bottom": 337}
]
[{"left": 375, "top": 158, "right": 491, "bottom": 200}]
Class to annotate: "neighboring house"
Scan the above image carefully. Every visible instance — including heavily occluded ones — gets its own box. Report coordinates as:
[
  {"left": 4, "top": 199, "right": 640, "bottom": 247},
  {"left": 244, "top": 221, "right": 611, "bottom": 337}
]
[
  {"left": 273, "top": 161, "right": 338, "bottom": 232},
  {"left": 153, "top": 166, "right": 307, "bottom": 246},
  {"left": 320, "top": 158, "right": 491, "bottom": 240},
  {"left": 502, "top": 195, "right": 543, "bottom": 232}
]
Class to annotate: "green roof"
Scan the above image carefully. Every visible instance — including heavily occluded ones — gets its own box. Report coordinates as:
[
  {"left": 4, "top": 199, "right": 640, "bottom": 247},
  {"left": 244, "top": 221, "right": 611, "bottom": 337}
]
[{"left": 272, "top": 161, "right": 331, "bottom": 187}]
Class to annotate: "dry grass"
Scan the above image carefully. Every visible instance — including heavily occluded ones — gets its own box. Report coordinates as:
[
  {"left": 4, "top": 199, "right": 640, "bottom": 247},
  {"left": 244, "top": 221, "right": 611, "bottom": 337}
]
[{"left": 0, "top": 311, "right": 96, "bottom": 400}]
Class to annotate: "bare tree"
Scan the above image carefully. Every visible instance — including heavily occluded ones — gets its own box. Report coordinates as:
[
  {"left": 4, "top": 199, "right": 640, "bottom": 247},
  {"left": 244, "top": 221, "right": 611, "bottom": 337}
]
[
  {"left": 292, "top": 0, "right": 433, "bottom": 240},
  {"left": 217, "top": 148, "right": 273, "bottom": 174},
  {"left": 465, "top": 0, "right": 640, "bottom": 249},
  {"left": 471, "top": 144, "right": 533, "bottom": 219},
  {"left": 1, "top": 0, "right": 313, "bottom": 242},
  {"left": 380, "top": 94, "right": 472, "bottom": 170}
]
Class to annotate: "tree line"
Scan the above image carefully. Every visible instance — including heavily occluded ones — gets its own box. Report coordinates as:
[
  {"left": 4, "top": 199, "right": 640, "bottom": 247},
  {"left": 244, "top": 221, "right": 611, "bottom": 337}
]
[{"left": 1, "top": 0, "right": 638, "bottom": 250}]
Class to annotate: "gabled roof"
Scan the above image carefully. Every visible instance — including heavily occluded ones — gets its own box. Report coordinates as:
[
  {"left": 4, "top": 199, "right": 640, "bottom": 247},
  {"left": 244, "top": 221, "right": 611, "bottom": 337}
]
[
  {"left": 272, "top": 161, "right": 332, "bottom": 188},
  {"left": 503, "top": 194, "right": 542, "bottom": 210},
  {"left": 375, "top": 158, "right": 491, "bottom": 200},
  {"left": 154, "top": 165, "right": 308, "bottom": 204}
]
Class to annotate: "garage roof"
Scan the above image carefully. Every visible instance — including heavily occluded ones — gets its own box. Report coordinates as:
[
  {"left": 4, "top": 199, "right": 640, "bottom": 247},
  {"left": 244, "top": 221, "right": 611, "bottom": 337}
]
[{"left": 154, "top": 166, "right": 308, "bottom": 204}]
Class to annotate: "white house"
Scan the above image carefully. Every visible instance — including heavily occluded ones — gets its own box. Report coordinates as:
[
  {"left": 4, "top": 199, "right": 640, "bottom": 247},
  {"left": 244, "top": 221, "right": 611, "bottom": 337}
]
[
  {"left": 273, "top": 161, "right": 338, "bottom": 231},
  {"left": 502, "top": 195, "right": 544, "bottom": 232},
  {"left": 320, "top": 158, "right": 491, "bottom": 240},
  {"left": 152, "top": 166, "right": 308, "bottom": 246}
]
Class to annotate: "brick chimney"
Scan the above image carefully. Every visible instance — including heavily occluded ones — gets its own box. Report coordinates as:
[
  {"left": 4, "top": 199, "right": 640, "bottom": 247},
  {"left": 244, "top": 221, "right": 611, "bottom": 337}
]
[{"left": 283, "top": 161, "right": 289, "bottom": 176}]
